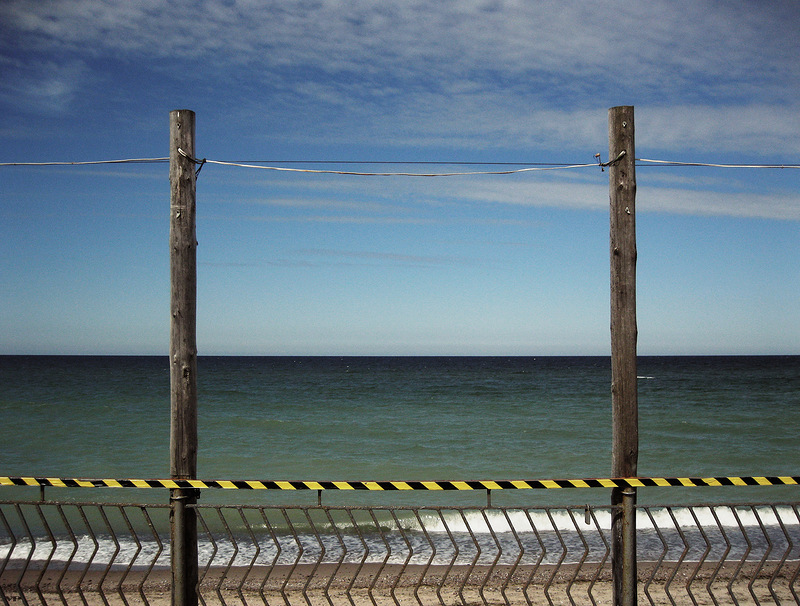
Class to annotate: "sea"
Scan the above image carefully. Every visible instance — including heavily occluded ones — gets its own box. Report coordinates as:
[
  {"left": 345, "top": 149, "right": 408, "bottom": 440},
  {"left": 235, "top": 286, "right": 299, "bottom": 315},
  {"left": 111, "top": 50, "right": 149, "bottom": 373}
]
[
  {"left": 1, "top": 355, "right": 799, "bottom": 568},
  {"left": 1, "top": 355, "right": 799, "bottom": 504}
]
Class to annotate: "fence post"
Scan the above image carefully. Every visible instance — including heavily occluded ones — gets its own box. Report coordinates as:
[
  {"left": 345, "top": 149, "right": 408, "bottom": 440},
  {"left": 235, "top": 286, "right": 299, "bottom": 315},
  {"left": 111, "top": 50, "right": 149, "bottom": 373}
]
[
  {"left": 169, "top": 109, "right": 199, "bottom": 606},
  {"left": 608, "top": 105, "right": 638, "bottom": 606}
]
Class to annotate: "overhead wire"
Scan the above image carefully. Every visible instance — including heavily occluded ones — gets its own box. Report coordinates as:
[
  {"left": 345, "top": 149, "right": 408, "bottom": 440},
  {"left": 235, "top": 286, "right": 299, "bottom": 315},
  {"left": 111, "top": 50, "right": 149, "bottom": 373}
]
[
  {"left": 196, "top": 158, "right": 597, "bottom": 176},
  {"left": 1, "top": 153, "right": 799, "bottom": 173},
  {"left": 636, "top": 158, "right": 800, "bottom": 169},
  {"left": 219, "top": 160, "right": 587, "bottom": 166},
  {"left": 0, "top": 157, "right": 168, "bottom": 167}
]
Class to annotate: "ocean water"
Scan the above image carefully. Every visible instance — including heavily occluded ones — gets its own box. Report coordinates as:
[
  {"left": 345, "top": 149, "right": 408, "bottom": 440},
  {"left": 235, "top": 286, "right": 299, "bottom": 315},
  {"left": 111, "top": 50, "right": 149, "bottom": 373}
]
[
  {"left": 1, "top": 355, "right": 798, "bottom": 507},
  {"left": 1, "top": 355, "right": 799, "bottom": 568}
]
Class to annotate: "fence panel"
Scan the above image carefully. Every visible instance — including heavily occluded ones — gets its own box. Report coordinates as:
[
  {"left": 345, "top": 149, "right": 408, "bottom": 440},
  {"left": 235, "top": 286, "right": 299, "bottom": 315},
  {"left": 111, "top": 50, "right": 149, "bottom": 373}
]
[{"left": 1, "top": 497, "right": 799, "bottom": 605}]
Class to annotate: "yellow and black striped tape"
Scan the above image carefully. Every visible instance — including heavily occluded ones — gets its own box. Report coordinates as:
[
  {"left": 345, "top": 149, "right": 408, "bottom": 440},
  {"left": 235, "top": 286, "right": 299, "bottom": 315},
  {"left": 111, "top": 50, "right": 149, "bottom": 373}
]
[{"left": 1, "top": 476, "right": 798, "bottom": 491}]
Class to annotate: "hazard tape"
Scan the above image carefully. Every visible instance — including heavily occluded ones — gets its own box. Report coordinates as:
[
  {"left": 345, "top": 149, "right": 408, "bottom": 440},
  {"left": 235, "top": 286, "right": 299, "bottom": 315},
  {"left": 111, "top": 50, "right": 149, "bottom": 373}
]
[{"left": 0, "top": 476, "right": 798, "bottom": 491}]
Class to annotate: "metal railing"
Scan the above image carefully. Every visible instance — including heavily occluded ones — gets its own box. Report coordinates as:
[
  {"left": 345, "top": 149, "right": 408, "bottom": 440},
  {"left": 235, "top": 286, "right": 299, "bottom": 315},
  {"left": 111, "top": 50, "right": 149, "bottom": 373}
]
[{"left": 1, "top": 493, "right": 798, "bottom": 605}]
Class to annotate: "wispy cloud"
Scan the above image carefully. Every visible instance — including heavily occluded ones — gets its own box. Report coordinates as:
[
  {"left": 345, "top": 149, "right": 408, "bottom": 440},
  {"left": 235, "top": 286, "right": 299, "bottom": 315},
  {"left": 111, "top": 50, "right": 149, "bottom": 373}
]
[
  {"left": 640, "top": 188, "right": 800, "bottom": 221},
  {"left": 202, "top": 166, "right": 798, "bottom": 221},
  {"left": 0, "top": 56, "right": 86, "bottom": 113},
  {"left": 4, "top": 1, "right": 799, "bottom": 153},
  {"left": 7, "top": 2, "right": 794, "bottom": 99},
  {"left": 638, "top": 105, "right": 800, "bottom": 155}
]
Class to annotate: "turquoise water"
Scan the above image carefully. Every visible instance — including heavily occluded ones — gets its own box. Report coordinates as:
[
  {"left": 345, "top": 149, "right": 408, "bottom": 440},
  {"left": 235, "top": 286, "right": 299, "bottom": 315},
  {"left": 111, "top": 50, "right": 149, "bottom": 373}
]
[{"left": 1, "top": 355, "right": 798, "bottom": 506}]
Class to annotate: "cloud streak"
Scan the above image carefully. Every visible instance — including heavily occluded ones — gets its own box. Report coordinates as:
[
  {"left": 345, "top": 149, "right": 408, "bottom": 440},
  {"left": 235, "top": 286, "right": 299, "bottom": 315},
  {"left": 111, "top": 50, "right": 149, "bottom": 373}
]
[
  {"left": 205, "top": 167, "right": 799, "bottom": 221},
  {"left": 6, "top": 2, "right": 796, "bottom": 98},
  {"left": 4, "top": 1, "right": 800, "bottom": 155}
]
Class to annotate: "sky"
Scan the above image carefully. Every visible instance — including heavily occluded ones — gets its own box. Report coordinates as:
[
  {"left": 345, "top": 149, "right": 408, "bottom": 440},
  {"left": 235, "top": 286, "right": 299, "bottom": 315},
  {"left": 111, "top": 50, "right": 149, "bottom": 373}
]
[{"left": 0, "top": 1, "right": 798, "bottom": 356}]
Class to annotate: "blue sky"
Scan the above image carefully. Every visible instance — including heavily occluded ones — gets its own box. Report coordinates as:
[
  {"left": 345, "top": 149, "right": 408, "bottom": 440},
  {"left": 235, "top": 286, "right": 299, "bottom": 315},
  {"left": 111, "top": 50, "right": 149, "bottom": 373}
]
[{"left": 1, "top": 1, "right": 798, "bottom": 356}]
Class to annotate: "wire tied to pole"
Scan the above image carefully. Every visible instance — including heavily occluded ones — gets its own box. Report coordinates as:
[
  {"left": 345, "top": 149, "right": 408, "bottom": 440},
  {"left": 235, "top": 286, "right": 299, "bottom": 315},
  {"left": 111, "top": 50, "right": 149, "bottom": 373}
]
[
  {"left": 596, "top": 150, "right": 627, "bottom": 171},
  {"left": 177, "top": 148, "right": 207, "bottom": 177}
]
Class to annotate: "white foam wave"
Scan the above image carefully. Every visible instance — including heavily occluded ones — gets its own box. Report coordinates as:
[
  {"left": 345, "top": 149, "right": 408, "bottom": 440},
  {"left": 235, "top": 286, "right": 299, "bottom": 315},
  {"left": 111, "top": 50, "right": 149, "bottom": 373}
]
[
  {"left": 1, "top": 506, "right": 796, "bottom": 569},
  {"left": 413, "top": 505, "right": 798, "bottom": 535},
  {"left": 414, "top": 509, "right": 607, "bottom": 534}
]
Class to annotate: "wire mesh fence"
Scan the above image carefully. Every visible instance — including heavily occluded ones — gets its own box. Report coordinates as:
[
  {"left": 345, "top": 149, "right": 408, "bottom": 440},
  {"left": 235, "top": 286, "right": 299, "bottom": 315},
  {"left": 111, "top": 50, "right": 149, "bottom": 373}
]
[{"left": 1, "top": 495, "right": 798, "bottom": 606}]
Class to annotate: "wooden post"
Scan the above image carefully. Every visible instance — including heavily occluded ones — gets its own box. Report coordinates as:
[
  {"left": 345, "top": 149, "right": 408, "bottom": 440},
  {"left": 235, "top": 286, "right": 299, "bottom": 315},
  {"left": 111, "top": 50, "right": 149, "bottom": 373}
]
[
  {"left": 169, "top": 109, "right": 198, "bottom": 606},
  {"left": 609, "top": 105, "right": 638, "bottom": 606}
]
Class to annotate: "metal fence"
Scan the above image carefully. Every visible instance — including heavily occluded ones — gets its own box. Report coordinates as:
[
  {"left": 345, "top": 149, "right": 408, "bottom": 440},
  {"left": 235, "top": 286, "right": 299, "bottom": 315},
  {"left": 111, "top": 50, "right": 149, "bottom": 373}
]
[{"left": 1, "top": 494, "right": 798, "bottom": 606}]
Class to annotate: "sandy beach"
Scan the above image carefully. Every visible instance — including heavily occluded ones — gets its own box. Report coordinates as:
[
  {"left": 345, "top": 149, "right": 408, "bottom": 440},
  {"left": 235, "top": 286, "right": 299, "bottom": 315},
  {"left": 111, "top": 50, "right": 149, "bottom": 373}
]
[{"left": 3, "top": 561, "right": 797, "bottom": 606}]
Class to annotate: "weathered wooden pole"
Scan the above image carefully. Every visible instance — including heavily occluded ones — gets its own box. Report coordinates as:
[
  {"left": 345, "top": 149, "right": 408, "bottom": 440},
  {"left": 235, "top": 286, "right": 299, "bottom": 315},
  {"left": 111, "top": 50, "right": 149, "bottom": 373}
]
[
  {"left": 609, "top": 105, "right": 638, "bottom": 606},
  {"left": 169, "top": 109, "right": 198, "bottom": 606}
]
